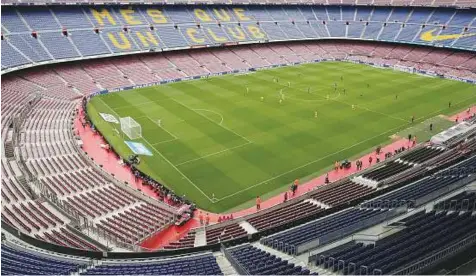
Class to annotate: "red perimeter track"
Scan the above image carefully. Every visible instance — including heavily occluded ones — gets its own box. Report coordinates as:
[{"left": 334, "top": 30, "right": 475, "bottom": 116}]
[{"left": 77, "top": 104, "right": 475, "bottom": 250}]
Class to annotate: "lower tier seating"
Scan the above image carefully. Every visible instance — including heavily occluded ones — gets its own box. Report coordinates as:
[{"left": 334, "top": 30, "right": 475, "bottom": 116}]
[
  {"left": 81, "top": 253, "right": 222, "bottom": 275},
  {"left": 315, "top": 210, "right": 476, "bottom": 275},
  {"left": 261, "top": 208, "right": 391, "bottom": 254},
  {"left": 434, "top": 191, "right": 476, "bottom": 211},
  {"left": 227, "top": 244, "right": 312, "bottom": 275},
  {"left": 1, "top": 244, "right": 87, "bottom": 275}
]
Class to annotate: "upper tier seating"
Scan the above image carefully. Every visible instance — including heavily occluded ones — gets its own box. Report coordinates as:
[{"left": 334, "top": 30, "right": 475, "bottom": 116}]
[
  {"left": 1, "top": 0, "right": 476, "bottom": 7},
  {"left": 227, "top": 244, "right": 311, "bottom": 275},
  {"left": 81, "top": 253, "right": 223, "bottom": 275},
  {"left": 2, "top": 6, "right": 475, "bottom": 70}
]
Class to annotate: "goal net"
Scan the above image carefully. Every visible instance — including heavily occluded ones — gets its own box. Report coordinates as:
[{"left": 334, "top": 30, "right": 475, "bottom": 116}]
[{"left": 120, "top": 117, "right": 142, "bottom": 140}]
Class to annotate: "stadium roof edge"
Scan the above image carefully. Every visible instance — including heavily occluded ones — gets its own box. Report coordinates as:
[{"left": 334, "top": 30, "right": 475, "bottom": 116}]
[{"left": 1, "top": 0, "right": 475, "bottom": 8}]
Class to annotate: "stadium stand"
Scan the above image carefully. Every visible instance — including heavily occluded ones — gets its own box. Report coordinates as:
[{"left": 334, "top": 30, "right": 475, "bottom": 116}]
[
  {"left": 163, "top": 230, "right": 197, "bottom": 250},
  {"left": 247, "top": 200, "right": 323, "bottom": 231},
  {"left": 2, "top": 6, "right": 476, "bottom": 71},
  {"left": 225, "top": 244, "right": 311, "bottom": 275},
  {"left": 362, "top": 156, "right": 476, "bottom": 208},
  {"left": 81, "top": 253, "right": 223, "bottom": 275},
  {"left": 361, "top": 161, "right": 414, "bottom": 182},
  {"left": 433, "top": 190, "right": 476, "bottom": 211},
  {"left": 398, "top": 145, "right": 446, "bottom": 164},
  {"left": 206, "top": 223, "right": 248, "bottom": 245},
  {"left": 314, "top": 209, "right": 476, "bottom": 275},
  {"left": 261, "top": 208, "right": 401, "bottom": 255},
  {"left": 2, "top": 39, "right": 475, "bottom": 251},
  {"left": 310, "top": 179, "right": 375, "bottom": 206},
  {"left": 2, "top": 243, "right": 89, "bottom": 275}
]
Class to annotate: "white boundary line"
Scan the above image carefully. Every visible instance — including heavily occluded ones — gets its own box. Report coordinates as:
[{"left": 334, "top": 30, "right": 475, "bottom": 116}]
[
  {"left": 146, "top": 116, "right": 178, "bottom": 139},
  {"left": 142, "top": 138, "right": 216, "bottom": 203},
  {"left": 193, "top": 109, "right": 224, "bottom": 125},
  {"left": 212, "top": 93, "right": 476, "bottom": 202},
  {"left": 213, "top": 122, "right": 410, "bottom": 203},
  {"left": 96, "top": 97, "right": 215, "bottom": 203},
  {"left": 150, "top": 138, "right": 178, "bottom": 145},
  {"left": 170, "top": 98, "right": 253, "bottom": 143},
  {"left": 176, "top": 142, "right": 252, "bottom": 167},
  {"left": 94, "top": 72, "right": 476, "bottom": 205},
  {"left": 141, "top": 138, "right": 215, "bottom": 203}
]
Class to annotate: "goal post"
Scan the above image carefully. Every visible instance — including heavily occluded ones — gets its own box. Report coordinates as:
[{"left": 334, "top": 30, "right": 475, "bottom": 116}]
[{"left": 120, "top": 117, "right": 142, "bottom": 140}]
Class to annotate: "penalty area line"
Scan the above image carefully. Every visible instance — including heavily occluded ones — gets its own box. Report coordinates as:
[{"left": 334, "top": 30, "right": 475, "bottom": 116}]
[
  {"left": 170, "top": 98, "right": 252, "bottom": 143},
  {"left": 193, "top": 109, "right": 224, "bottom": 125},
  {"left": 213, "top": 122, "right": 410, "bottom": 203},
  {"left": 143, "top": 138, "right": 216, "bottom": 203},
  {"left": 95, "top": 98, "right": 216, "bottom": 203},
  {"left": 150, "top": 138, "right": 178, "bottom": 146},
  {"left": 145, "top": 116, "right": 179, "bottom": 139},
  {"left": 175, "top": 142, "right": 252, "bottom": 167}
]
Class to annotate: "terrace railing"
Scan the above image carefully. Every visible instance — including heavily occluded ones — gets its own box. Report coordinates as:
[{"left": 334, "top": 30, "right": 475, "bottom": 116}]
[{"left": 221, "top": 244, "right": 250, "bottom": 275}]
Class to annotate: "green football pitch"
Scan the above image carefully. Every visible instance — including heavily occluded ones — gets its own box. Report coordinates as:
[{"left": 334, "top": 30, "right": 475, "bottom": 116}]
[{"left": 87, "top": 61, "right": 475, "bottom": 213}]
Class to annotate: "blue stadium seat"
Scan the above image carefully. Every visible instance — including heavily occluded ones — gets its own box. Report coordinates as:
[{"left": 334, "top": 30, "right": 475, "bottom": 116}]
[
  {"left": 1, "top": 245, "right": 86, "bottom": 275},
  {"left": 82, "top": 254, "right": 222, "bottom": 275},
  {"left": 1, "top": 6, "right": 475, "bottom": 70},
  {"left": 228, "top": 244, "right": 313, "bottom": 275}
]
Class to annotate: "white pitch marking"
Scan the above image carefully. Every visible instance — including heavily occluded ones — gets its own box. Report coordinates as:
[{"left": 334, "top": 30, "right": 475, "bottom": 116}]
[
  {"left": 96, "top": 97, "right": 216, "bottom": 203},
  {"left": 150, "top": 138, "right": 178, "bottom": 146},
  {"left": 142, "top": 138, "right": 215, "bottom": 203},
  {"left": 193, "top": 109, "right": 224, "bottom": 125},
  {"left": 146, "top": 116, "right": 178, "bottom": 139},
  {"left": 176, "top": 142, "right": 252, "bottom": 167},
  {"left": 170, "top": 98, "right": 252, "bottom": 143},
  {"left": 213, "top": 122, "right": 410, "bottom": 202}
]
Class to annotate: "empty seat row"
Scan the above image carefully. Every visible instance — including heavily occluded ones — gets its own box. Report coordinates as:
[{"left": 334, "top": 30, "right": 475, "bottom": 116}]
[
  {"left": 227, "top": 244, "right": 313, "bottom": 275},
  {"left": 315, "top": 210, "right": 476, "bottom": 275},
  {"left": 81, "top": 253, "right": 222, "bottom": 275}
]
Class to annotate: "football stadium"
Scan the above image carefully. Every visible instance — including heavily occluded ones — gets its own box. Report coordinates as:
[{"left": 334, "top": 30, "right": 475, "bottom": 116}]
[{"left": 1, "top": 0, "right": 476, "bottom": 275}]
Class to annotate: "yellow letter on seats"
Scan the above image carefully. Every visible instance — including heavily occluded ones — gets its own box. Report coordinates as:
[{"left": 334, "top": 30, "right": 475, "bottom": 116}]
[
  {"left": 120, "top": 9, "right": 142, "bottom": 25},
  {"left": 107, "top": 32, "right": 131, "bottom": 50},
  {"left": 247, "top": 25, "right": 265, "bottom": 39},
  {"left": 207, "top": 28, "right": 227, "bottom": 42},
  {"left": 136, "top": 31, "right": 159, "bottom": 47},
  {"left": 233, "top": 8, "right": 250, "bottom": 21},
  {"left": 186, "top": 28, "right": 205, "bottom": 43},
  {"left": 213, "top": 8, "right": 231, "bottom": 22},
  {"left": 91, "top": 8, "right": 116, "bottom": 26},
  {"left": 194, "top": 9, "right": 212, "bottom": 22},
  {"left": 147, "top": 9, "right": 168, "bottom": 24},
  {"left": 227, "top": 26, "right": 246, "bottom": 40}
]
